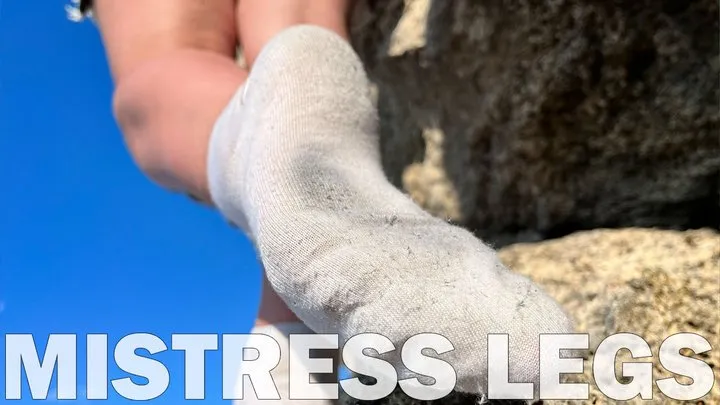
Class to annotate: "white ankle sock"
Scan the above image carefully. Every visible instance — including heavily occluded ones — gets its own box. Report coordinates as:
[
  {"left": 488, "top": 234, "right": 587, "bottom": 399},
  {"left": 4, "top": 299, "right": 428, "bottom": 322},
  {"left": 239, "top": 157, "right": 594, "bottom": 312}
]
[
  {"left": 234, "top": 323, "right": 337, "bottom": 404},
  {"left": 209, "top": 25, "right": 573, "bottom": 396}
]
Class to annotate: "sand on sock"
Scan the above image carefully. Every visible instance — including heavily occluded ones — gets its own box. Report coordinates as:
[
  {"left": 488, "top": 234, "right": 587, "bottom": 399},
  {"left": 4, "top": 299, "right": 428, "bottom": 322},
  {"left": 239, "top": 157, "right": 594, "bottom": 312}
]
[{"left": 209, "top": 25, "right": 573, "bottom": 396}]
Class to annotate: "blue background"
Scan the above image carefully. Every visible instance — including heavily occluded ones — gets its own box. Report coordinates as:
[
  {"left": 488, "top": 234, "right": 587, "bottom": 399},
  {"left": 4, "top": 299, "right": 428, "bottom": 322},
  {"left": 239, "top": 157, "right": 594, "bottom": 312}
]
[{"left": 1, "top": 1, "right": 263, "bottom": 402}]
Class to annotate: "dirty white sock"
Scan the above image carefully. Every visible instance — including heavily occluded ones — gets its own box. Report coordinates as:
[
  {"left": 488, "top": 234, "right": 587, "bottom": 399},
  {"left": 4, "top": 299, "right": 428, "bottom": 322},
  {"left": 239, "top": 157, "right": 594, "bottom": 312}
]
[
  {"left": 234, "top": 323, "right": 337, "bottom": 404},
  {"left": 209, "top": 25, "right": 573, "bottom": 396}
]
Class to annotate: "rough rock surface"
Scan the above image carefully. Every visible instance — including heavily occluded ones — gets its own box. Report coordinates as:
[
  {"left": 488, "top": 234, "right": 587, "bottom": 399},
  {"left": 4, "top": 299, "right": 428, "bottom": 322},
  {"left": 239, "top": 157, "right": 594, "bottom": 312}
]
[
  {"left": 501, "top": 228, "right": 720, "bottom": 404},
  {"left": 348, "top": 0, "right": 719, "bottom": 244},
  {"left": 339, "top": 228, "right": 720, "bottom": 404},
  {"left": 338, "top": 1, "right": 719, "bottom": 403}
]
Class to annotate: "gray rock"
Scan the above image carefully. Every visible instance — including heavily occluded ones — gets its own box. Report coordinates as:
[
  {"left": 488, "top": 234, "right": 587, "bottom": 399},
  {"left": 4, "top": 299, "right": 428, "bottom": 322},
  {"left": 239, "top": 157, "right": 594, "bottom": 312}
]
[
  {"left": 337, "top": 2, "right": 718, "bottom": 403},
  {"left": 349, "top": 0, "right": 719, "bottom": 245}
]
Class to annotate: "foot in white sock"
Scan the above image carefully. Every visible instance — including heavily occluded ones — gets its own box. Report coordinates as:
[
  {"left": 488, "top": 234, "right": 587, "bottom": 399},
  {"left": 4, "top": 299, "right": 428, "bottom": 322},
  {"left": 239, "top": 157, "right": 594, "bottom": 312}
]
[
  {"left": 210, "top": 25, "right": 573, "bottom": 396},
  {"left": 234, "top": 323, "right": 337, "bottom": 404}
]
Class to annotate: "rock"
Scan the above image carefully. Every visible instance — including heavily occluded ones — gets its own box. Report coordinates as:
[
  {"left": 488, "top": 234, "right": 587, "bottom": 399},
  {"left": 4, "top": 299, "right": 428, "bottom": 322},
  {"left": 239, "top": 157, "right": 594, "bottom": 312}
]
[
  {"left": 349, "top": 0, "right": 720, "bottom": 244},
  {"left": 339, "top": 228, "right": 720, "bottom": 404},
  {"left": 340, "top": 2, "right": 719, "bottom": 403},
  {"left": 500, "top": 228, "right": 720, "bottom": 404}
]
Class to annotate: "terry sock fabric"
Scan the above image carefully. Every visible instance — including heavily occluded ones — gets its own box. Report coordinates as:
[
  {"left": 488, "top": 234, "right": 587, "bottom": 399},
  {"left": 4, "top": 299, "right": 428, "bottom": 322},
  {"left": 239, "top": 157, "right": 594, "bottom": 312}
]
[
  {"left": 234, "top": 323, "right": 337, "bottom": 404},
  {"left": 209, "top": 25, "right": 573, "bottom": 395}
]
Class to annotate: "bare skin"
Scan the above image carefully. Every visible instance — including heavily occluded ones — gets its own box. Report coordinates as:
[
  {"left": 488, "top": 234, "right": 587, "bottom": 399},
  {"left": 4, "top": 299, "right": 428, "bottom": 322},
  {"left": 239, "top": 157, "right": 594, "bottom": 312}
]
[{"left": 93, "top": 0, "right": 352, "bottom": 326}]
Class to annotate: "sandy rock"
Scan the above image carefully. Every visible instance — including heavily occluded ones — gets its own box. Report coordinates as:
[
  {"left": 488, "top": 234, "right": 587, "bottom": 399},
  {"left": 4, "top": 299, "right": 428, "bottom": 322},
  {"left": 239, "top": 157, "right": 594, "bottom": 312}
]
[
  {"left": 500, "top": 228, "right": 720, "bottom": 404},
  {"left": 339, "top": 228, "right": 719, "bottom": 404},
  {"left": 339, "top": 2, "right": 718, "bottom": 403}
]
